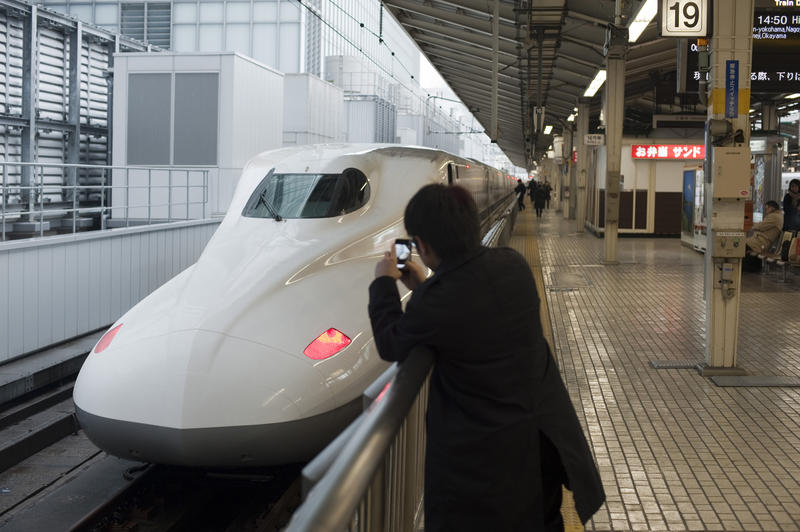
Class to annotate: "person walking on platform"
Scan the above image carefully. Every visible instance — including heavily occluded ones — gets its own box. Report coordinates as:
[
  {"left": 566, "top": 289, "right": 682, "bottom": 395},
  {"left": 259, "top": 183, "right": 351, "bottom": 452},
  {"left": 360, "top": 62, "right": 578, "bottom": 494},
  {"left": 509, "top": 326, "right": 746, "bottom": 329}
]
[
  {"left": 368, "top": 184, "right": 605, "bottom": 532},
  {"left": 534, "top": 184, "right": 547, "bottom": 219},
  {"left": 543, "top": 180, "right": 552, "bottom": 209},
  {"left": 746, "top": 200, "right": 783, "bottom": 253},
  {"left": 783, "top": 178, "right": 800, "bottom": 230},
  {"left": 528, "top": 179, "right": 537, "bottom": 206},
  {"left": 515, "top": 179, "right": 527, "bottom": 210}
]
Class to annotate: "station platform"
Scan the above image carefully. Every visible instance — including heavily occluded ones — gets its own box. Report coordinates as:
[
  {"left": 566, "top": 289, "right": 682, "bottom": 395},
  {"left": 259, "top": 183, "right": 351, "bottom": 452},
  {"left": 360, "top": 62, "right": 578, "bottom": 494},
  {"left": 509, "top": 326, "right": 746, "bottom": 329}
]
[{"left": 511, "top": 206, "right": 800, "bottom": 531}]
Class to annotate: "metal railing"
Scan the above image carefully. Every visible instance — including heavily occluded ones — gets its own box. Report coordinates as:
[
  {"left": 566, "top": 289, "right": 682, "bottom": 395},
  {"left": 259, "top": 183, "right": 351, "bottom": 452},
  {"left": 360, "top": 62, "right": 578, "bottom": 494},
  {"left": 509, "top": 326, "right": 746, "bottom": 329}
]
[
  {"left": 287, "top": 348, "right": 433, "bottom": 532},
  {"left": 0, "top": 162, "right": 210, "bottom": 240},
  {"left": 285, "top": 204, "right": 518, "bottom": 532}
]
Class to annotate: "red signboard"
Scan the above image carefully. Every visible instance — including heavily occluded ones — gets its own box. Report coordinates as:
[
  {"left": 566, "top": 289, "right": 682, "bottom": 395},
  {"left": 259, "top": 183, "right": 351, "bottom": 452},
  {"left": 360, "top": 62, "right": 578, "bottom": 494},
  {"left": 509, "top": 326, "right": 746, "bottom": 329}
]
[{"left": 631, "top": 144, "right": 705, "bottom": 160}]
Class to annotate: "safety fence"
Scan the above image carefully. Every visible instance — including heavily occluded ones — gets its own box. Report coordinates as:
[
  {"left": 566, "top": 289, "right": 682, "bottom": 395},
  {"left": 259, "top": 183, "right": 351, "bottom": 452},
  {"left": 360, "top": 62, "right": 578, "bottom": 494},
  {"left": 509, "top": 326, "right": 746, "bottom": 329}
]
[{"left": 0, "top": 162, "right": 209, "bottom": 240}]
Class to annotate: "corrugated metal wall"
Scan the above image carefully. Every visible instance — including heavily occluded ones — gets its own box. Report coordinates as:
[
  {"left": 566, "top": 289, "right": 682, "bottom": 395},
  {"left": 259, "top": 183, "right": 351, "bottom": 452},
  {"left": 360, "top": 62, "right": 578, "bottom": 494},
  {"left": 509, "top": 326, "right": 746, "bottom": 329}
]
[
  {"left": 0, "top": 2, "right": 151, "bottom": 209},
  {"left": 0, "top": 219, "right": 220, "bottom": 363},
  {"left": 344, "top": 94, "right": 396, "bottom": 143},
  {"left": 0, "top": 11, "right": 23, "bottom": 164}
]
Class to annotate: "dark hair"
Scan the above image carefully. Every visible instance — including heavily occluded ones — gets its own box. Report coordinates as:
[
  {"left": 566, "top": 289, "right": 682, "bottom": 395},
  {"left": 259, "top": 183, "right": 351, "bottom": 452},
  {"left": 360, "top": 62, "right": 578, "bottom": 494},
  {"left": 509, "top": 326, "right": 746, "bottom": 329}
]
[
  {"left": 790, "top": 179, "right": 800, "bottom": 188},
  {"left": 404, "top": 184, "right": 481, "bottom": 261},
  {"left": 766, "top": 200, "right": 780, "bottom": 210}
]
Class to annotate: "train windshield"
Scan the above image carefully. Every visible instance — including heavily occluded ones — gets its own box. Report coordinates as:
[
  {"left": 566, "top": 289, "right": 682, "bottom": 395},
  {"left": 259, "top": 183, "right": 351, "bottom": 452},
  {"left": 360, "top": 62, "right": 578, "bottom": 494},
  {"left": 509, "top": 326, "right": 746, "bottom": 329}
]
[{"left": 242, "top": 168, "right": 370, "bottom": 219}]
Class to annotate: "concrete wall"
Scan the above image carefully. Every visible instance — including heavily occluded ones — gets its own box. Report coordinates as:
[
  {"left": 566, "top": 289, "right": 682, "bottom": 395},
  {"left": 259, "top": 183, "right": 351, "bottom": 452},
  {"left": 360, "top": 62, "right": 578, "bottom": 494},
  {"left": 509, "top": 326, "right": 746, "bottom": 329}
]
[{"left": 0, "top": 220, "right": 220, "bottom": 363}]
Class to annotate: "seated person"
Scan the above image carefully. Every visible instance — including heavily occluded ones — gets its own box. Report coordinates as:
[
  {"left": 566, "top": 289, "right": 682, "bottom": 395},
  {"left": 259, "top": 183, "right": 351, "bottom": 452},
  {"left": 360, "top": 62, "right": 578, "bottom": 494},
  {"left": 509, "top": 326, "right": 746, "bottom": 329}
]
[{"left": 746, "top": 200, "right": 784, "bottom": 253}]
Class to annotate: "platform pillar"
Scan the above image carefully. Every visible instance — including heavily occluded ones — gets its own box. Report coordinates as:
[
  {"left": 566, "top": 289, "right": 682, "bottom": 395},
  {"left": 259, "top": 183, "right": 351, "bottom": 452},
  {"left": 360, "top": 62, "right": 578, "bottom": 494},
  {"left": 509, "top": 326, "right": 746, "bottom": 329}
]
[
  {"left": 575, "top": 98, "right": 590, "bottom": 233},
  {"left": 602, "top": 25, "right": 627, "bottom": 264},
  {"left": 700, "top": 0, "right": 753, "bottom": 376}
]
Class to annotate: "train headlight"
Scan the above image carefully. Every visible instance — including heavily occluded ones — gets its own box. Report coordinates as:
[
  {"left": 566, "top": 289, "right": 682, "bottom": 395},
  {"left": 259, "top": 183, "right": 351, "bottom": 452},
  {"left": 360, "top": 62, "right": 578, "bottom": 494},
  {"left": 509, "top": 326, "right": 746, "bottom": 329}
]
[
  {"left": 94, "top": 324, "right": 123, "bottom": 353},
  {"left": 303, "top": 328, "right": 351, "bottom": 360}
]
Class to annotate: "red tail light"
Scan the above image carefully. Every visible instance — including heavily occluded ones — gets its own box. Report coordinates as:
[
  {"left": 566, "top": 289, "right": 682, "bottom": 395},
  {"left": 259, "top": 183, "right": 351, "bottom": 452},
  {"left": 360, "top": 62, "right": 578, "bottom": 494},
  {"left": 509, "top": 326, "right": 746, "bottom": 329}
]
[
  {"left": 304, "top": 328, "right": 352, "bottom": 360},
  {"left": 94, "top": 324, "right": 123, "bottom": 353}
]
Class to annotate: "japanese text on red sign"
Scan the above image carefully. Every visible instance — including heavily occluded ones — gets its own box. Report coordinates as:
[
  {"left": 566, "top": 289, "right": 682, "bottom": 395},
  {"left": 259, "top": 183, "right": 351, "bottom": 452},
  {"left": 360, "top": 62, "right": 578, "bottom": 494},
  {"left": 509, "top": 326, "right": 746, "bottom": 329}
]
[{"left": 631, "top": 145, "right": 705, "bottom": 159}]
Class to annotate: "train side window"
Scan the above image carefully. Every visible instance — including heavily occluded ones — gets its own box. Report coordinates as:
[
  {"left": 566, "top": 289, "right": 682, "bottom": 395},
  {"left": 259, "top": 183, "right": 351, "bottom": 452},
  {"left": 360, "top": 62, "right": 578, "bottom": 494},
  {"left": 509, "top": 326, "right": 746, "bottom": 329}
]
[
  {"left": 447, "top": 164, "right": 453, "bottom": 185},
  {"left": 242, "top": 167, "right": 370, "bottom": 219}
]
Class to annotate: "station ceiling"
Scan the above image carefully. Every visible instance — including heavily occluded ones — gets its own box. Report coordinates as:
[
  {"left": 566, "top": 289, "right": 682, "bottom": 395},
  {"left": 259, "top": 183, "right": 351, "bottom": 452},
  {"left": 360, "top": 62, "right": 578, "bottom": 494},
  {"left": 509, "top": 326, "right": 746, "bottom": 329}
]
[{"left": 382, "top": 0, "right": 677, "bottom": 168}]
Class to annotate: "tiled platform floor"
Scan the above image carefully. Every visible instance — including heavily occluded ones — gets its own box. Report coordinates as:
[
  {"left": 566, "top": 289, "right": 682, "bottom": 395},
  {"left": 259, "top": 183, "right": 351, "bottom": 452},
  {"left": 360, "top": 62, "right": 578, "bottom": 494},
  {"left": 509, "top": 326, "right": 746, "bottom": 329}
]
[{"left": 510, "top": 208, "right": 800, "bottom": 532}]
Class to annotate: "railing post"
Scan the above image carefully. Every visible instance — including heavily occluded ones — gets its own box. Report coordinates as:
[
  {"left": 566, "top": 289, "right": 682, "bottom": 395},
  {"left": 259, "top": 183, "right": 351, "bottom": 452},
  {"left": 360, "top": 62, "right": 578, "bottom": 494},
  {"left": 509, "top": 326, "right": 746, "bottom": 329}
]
[
  {"left": 38, "top": 165, "right": 44, "bottom": 237},
  {"left": 186, "top": 170, "right": 190, "bottom": 219},
  {"left": 368, "top": 466, "right": 386, "bottom": 532},
  {"left": 1, "top": 163, "right": 6, "bottom": 241},
  {"left": 147, "top": 169, "right": 152, "bottom": 225},
  {"left": 168, "top": 170, "right": 172, "bottom": 221},
  {"left": 402, "top": 407, "right": 418, "bottom": 531},
  {"left": 100, "top": 169, "right": 106, "bottom": 230},
  {"left": 72, "top": 167, "right": 77, "bottom": 234},
  {"left": 125, "top": 168, "right": 130, "bottom": 227},
  {"left": 203, "top": 170, "right": 207, "bottom": 218}
]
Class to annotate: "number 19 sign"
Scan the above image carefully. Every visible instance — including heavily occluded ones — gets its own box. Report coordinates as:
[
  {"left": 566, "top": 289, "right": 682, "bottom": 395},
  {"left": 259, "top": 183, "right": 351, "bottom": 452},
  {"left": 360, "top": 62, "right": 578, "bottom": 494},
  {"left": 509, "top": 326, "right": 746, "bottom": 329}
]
[{"left": 661, "top": 0, "right": 708, "bottom": 37}]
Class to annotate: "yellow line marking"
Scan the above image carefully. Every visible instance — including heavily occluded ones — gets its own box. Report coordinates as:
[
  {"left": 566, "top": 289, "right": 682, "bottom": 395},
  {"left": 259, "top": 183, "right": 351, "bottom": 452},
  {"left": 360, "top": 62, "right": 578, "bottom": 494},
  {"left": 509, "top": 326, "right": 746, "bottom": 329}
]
[{"left": 510, "top": 210, "right": 584, "bottom": 532}]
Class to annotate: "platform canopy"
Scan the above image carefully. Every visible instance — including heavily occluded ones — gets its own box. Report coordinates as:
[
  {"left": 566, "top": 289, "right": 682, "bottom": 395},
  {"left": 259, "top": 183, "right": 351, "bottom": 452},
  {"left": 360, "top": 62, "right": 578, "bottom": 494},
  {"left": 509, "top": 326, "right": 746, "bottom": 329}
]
[{"left": 382, "top": 0, "right": 676, "bottom": 168}]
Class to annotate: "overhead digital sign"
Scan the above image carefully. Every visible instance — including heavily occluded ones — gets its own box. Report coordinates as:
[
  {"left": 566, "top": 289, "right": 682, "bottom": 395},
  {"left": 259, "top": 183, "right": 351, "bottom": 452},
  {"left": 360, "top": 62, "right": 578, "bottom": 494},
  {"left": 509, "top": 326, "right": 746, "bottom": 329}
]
[{"left": 684, "top": 0, "right": 800, "bottom": 93}]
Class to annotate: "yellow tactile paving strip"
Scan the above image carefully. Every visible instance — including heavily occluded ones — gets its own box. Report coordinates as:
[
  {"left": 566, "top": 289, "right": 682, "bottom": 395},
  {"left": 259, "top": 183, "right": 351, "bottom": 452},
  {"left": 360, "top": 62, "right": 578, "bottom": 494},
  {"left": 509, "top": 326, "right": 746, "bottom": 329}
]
[{"left": 510, "top": 208, "right": 584, "bottom": 532}]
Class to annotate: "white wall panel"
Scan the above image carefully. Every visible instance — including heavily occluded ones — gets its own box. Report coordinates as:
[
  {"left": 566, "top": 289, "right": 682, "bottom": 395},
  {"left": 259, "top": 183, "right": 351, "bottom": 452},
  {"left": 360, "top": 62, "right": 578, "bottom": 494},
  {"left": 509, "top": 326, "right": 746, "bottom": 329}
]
[
  {"left": 0, "top": 219, "right": 220, "bottom": 363},
  {"left": 37, "top": 245, "right": 54, "bottom": 348},
  {"left": 7, "top": 252, "right": 24, "bottom": 357},
  {"left": 0, "top": 252, "right": 8, "bottom": 359},
  {"left": 22, "top": 249, "right": 37, "bottom": 353},
  {"left": 283, "top": 73, "right": 344, "bottom": 146}
]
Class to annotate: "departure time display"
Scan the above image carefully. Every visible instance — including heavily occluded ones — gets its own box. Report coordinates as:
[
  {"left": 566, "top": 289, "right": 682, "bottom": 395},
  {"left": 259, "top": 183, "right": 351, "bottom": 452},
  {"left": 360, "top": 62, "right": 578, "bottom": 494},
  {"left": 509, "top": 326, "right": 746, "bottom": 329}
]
[{"left": 685, "top": 1, "right": 800, "bottom": 93}]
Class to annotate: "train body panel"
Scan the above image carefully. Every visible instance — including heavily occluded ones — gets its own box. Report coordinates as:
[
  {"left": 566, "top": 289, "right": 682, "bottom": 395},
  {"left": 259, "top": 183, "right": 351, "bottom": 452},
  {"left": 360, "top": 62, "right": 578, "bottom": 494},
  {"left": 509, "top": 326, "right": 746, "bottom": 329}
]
[{"left": 73, "top": 144, "right": 515, "bottom": 467}]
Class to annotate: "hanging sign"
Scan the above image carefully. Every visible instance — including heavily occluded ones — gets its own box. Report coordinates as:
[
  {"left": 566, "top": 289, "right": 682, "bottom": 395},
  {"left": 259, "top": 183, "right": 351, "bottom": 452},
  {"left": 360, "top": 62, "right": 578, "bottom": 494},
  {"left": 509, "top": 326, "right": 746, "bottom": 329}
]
[
  {"left": 584, "top": 134, "right": 605, "bottom": 146},
  {"left": 631, "top": 144, "right": 705, "bottom": 159},
  {"left": 661, "top": 0, "right": 709, "bottom": 37}
]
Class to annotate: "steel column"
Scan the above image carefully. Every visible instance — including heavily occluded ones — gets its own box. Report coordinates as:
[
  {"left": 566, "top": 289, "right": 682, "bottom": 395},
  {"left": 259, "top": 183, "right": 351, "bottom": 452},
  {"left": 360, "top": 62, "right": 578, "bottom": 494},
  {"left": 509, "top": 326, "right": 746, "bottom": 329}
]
[
  {"left": 563, "top": 126, "right": 574, "bottom": 219},
  {"left": 603, "top": 26, "right": 627, "bottom": 264},
  {"left": 761, "top": 102, "right": 778, "bottom": 131},
  {"left": 67, "top": 22, "right": 82, "bottom": 203},
  {"left": 490, "top": 0, "right": 499, "bottom": 142},
  {"left": 21, "top": 5, "right": 37, "bottom": 214},
  {"left": 701, "top": 0, "right": 754, "bottom": 374},
  {"left": 575, "top": 98, "right": 590, "bottom": 233}
]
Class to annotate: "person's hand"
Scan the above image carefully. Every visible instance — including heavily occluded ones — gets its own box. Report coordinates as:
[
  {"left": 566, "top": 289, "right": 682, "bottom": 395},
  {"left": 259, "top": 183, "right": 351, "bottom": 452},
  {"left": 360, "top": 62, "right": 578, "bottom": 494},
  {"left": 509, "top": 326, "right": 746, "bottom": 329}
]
[
  {"left": 399, "top": 259, "right": 426, "bottom": 291},
  {"left": 375, "top": 245, "right": 402, "bottom": 280}
]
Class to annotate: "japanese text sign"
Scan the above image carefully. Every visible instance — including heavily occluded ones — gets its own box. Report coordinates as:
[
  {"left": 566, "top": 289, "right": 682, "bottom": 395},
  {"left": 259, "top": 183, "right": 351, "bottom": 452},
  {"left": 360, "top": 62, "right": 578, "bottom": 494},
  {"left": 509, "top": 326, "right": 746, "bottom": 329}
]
[{"left": 631, "top": 144, "right": 705, "bottom": 160}]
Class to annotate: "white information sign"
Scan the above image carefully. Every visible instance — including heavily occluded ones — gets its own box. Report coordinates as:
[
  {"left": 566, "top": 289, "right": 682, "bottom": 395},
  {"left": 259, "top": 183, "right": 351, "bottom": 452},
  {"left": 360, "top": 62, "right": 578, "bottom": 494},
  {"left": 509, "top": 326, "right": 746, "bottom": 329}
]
[
  {"left": 661, "top": 0, "right": 708, "bottom": 37},
  {"left": 584, "top": 134, "right": 605, "bottom": 146}
]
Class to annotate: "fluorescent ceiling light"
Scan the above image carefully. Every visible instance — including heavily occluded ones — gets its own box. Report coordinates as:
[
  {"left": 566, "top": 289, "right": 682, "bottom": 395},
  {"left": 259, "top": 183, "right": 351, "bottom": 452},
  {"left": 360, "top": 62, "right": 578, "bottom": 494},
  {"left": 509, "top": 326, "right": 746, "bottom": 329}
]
[
  {"left": 628, "top": 0, "right": 657, "bottom": 43},
  {"left": 787, "top": 93, "right": 800, "bottom": 99},
  {"left": 583, "top": 70, "right": 607, "bottom": 97},
  {"left": 544, "top": 125, "right": 553, "bottom": 134},
  {"left": 567, "top": 114, "right": 575, "bottom": 122}
]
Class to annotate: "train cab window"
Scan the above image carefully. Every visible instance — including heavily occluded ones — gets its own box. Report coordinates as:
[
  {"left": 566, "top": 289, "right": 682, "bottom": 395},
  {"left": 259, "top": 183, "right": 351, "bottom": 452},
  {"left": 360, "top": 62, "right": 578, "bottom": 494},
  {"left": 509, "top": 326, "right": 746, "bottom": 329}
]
[{"left": 242, "top": 167, "right": 370, "bottom": 219}]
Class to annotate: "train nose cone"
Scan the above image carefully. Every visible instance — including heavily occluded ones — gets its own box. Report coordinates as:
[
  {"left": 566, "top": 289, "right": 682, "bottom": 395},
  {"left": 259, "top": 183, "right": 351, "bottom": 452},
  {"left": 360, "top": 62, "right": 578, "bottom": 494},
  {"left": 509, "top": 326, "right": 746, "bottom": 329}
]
[{"left": 74, "top": 330, "right": 339, "bottom": 467}]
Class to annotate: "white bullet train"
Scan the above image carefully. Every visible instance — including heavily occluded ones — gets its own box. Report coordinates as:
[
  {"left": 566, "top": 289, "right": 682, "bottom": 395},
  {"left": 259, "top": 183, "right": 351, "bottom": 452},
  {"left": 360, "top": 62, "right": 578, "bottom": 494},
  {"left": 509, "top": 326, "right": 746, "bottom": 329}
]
[{"left": 73, "top": 144, "right": 516, "bottom": 468}]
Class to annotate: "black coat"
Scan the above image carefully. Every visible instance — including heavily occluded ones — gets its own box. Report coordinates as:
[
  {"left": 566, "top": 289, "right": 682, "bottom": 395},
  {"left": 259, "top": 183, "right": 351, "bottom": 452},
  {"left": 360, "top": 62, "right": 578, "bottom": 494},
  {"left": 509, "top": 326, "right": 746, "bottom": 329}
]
[
  {"left": 783, "top": 192, "right": 800, "bottom": 230},
  {"left": 368, "top": 247, "right": 605, "bottom": 531},
  {"left": 534, "top": 187, "right": 547, "bottom": 209}
]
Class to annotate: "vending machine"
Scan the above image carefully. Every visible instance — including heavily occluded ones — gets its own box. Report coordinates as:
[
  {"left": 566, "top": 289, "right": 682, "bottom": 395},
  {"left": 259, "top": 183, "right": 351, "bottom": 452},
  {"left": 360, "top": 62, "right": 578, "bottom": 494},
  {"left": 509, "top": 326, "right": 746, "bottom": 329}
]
[{"left": 681, "top": 164, "right": 707, "bottom": 251}]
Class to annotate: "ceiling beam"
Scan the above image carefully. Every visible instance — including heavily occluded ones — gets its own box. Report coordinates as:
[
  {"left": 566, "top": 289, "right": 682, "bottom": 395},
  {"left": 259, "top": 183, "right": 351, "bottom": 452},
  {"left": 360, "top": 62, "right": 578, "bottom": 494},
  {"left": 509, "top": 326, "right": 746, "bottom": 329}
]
[
  {"left": 413, "top": 32, "right": 518, "bottom": 64},
  {"left": 400, "top": 17, "right": 519, "bottom": 55},
  {"left": 383, "top": 0, "right": 519, "bottom": 41}
]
